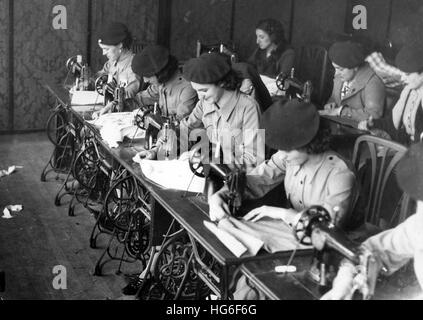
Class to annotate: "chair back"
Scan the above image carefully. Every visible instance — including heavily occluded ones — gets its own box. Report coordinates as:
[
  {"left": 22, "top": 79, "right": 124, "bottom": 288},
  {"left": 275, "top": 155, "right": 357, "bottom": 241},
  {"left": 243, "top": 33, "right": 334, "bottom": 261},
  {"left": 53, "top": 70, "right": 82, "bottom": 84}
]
[
  {"left": 293, "top": 45, "right": 334, "bottom": 107},
  {"left": 351, "top": 135, "right": 410, "bottom": 229}
]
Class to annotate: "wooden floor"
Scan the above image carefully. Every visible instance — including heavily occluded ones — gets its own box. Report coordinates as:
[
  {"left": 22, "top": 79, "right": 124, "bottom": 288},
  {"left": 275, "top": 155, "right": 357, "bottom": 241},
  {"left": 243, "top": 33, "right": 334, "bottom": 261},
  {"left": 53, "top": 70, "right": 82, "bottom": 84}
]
[{"left": 0, "top": 132, "right": 141, "bottom": 300}]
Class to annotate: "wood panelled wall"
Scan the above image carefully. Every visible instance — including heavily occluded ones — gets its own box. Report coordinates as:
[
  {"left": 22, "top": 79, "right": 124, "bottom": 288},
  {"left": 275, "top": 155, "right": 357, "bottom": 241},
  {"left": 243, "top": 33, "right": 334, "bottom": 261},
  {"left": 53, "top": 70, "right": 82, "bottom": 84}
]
[
  {"left": 1, "top": 0, "right": 423, "bottom": 132},
  {"left": 0, "top": 0, "right": 158, "bottom": 133}
]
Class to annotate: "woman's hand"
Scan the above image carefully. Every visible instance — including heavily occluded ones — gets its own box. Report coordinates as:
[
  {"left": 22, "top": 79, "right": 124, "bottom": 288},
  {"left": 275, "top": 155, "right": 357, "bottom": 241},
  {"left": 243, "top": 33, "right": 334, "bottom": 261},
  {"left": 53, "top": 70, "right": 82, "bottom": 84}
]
[
  {"left": 320, "top": 260, "right": 356, "bottom": 300},
  {"left": 243, "top": 206, "right": 288, "bottom": 222},
  {"left": 357, "top": 116, "right": 374, "bottom": 131},
  {"left": 136, "top": 148, "right": 157, "bottom": 160},
  {"left": 208, "top": 189, "right": 231, "bottom": 222},
  {"left": 319, "top": 102, "right": 340, "bottom": 116}
]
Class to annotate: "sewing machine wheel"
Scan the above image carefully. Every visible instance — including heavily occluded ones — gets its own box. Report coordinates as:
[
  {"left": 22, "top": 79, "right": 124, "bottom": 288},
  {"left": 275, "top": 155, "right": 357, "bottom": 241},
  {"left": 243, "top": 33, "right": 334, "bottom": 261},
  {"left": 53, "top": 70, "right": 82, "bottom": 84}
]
[
  {"left": 46, "top": 108, "right": 71, "bottom": 147},
  {"left": 125, "top": 214, "right": 150, "bottom": 260},
  {"left": 95, "top": 74, "right": 109, "bottom": 96},
  {"left": 276, "top": 72, "right": 289, "bottom": 91},
  {"left": 189, "top": 151, "right": 205, "bottom": 178},
  {"left": 293, "top": 205, "right": 331, "bottom": 245},
  {"left": 72, "top": 145, "right": 99, "bottom": 190},
  {"left": 104, "top": 176, "right": 148, "bottom": 232}
]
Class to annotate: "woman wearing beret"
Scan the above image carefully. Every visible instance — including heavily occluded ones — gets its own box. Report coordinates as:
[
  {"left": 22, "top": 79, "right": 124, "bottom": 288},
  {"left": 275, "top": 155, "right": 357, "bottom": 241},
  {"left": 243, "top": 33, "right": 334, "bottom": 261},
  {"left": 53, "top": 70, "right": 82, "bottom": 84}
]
[
  {"left": 322, "top": 142, "right": 423, "bottom": 300},
  {"left": 358, "top": 43, "right": 423, "bottom": 145},
  {"left": 320, "top": 41, "right": 386, "bottom": 122},
  {"left": 247, "top": 18, "right": 295, "bottom": 80},
  {"left": 181, "top": 52, "right": 264, "bottom": 170},
  {"left": 209, "top": 100, "right": 358, "bottom": 300},
  {"left": 209, "top": 100, "right": 358, "bottom": 229},
  {"left": 92, "top": 22, "right": 141, "bottom": 119},
  {"left": 131, "top": 45, "right": 198, "bottom": 120}
]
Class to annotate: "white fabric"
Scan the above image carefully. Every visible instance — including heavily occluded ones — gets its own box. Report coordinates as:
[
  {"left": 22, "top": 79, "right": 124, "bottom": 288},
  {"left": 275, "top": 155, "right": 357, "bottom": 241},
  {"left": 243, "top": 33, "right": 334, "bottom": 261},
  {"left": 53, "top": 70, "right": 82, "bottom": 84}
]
[{"left": 133, "top": 158, "right": 205, "bottom": 193}]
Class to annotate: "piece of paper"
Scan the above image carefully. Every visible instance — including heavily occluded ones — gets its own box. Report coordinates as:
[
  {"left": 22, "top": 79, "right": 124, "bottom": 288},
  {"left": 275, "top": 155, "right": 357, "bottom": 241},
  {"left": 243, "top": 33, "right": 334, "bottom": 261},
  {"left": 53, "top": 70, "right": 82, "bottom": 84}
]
[
  {"left": 260, "top": 75, "right": 285, "bottom": 97},
  {"left": 203, "top": 221, "right": 247, "bottom": 258},
  {"left": 0, "top": 165, "right": 23, "bottom": 178},
  {"left": 2, "top": 205, "right": 23, "bottom": 219},
  {"left": 135, "top": 158, "right": 205, "bottom": 193},
  {"left": 71, "top": 90, "right": 104, "bottom": 105}
]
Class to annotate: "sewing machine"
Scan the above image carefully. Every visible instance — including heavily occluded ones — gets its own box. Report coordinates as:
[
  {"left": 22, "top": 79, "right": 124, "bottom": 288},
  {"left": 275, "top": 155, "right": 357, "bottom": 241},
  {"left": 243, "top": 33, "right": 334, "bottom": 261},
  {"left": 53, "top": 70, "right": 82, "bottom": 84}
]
[
  {"left": 293, "top": 205, "right": 380, "bottom": 300},
  {"left": 66, "top": 55, "right": 93, "bottom": 91},
  {"left": 276, "top": 68, "right": 313, "bottom": 103},
  {"left": 196, "top": 40, "right": 237, "bottom": 63},
  {"left": 133, "top": 103, "right": 179, "bottom": 154},
  {"left": 188, "top": 142, "right": 246, "bottom": 217}
]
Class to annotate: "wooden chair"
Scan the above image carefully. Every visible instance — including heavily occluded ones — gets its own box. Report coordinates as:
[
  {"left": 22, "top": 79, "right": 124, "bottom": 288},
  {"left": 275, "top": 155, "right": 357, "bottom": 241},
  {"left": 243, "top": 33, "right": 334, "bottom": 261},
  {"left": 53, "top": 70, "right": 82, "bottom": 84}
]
[
  {"left": 293, "top": 45, "right": 334, "bottom": 107},
  {"left": 350, "top": 135, "right": 412, "bottom": 240}
]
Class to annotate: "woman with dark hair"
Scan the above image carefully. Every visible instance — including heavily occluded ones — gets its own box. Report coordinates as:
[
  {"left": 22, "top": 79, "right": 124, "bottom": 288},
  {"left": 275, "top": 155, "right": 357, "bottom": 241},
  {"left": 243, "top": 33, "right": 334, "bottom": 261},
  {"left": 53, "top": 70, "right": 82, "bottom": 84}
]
[
  {"left": 137, "top": 52, "right": 264, "bottom": 170},
  {"left": 247, "top": 18, "right": 295, "bottom": 79},
  {"left": 320, "top": 41, "right": 386, "bottom": 122},
  {"left": 131, "top": 45, "right": 197, "bottom": 120},
  {"left": 209, "top": 99, "right": 358, "bottom": 230},
  {"left": 92, "top": 21, "right": 141, "bottom": 119}
]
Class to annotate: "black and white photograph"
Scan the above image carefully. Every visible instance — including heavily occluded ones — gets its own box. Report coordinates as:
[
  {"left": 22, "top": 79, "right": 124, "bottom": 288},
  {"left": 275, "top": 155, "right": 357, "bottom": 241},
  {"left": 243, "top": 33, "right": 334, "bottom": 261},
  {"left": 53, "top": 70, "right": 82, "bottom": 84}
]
[{"left": 0, "top": 0, "right": 422, "bottom": 308}]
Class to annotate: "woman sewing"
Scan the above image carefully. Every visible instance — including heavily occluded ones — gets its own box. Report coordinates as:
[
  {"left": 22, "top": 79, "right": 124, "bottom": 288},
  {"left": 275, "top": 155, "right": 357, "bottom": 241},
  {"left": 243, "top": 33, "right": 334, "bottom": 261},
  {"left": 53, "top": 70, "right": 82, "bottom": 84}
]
[
  {"left": 209, "top": 99, "right": 359, "bottom": 229},
  {"left": 208, "top": 99, "right": 359, "bottom": 299},
  {"left": 320, "top": 41, "right": 386, "bottom": 122},
  {"left": 131, "top": 45, "right": 198, "bottom": 120},
  {"left": 92, "top": 21, "right": 141, "bottom": 119},
  {"left": 247, "top": 18, "right": 295, "bottom": 79},
  {"left": 358, "top": 42, "right": 423, "bottom": 145},
  {"left": 137, "top": 52, "right": 264, "bottom": 171}
]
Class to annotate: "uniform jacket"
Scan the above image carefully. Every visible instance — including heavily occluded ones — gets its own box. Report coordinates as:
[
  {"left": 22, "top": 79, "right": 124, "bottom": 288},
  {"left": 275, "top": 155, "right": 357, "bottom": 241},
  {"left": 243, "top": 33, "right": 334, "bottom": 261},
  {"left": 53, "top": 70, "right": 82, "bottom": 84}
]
[
  {"left": 328, "top": 63, "right": 386, "bottom": 121},
  {"left": 99, "top": 50, "right": 141, "bottom": 98},
  {"left": 248, "top": 45, "right": 295, "bottom": 79},
  {"left": 180, "top": 91, "right": 263, "bottom": 170},
  {"left": 245, "top": 151, "right": 358, "bottom": 228}
]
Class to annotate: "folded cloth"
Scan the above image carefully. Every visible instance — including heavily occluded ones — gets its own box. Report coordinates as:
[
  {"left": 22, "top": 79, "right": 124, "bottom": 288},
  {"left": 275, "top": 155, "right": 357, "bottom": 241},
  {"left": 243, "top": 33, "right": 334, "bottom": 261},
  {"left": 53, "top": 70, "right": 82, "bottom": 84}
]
[
  {"left": 135, "top": 158, "right": 205, "bottom": 193},
  {"left": 90, "top": 112, "right": 145, "bottom": 148},
  {"left": 204, "top": 221, "right": 247, "bottom": 258},
  {"left": 224, "top": 216, "right": 311, "bottom": 253}
]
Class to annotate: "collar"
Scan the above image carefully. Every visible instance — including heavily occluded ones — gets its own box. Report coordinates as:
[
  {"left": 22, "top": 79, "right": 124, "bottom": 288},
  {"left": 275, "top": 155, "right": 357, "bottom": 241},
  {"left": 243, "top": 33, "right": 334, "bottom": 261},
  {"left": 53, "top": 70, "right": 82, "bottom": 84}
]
[
  {"left": 161, "top": 71, "right": 184, "bottom": 96},
  {"left": 202, "top": 90, "right": 239, "bottom": 121},
  {"left": 341, "top": 63, "right": 375, "bottom": 101},
  {"left": 291, "top": 153, "right": 327, "bottom": 184}
]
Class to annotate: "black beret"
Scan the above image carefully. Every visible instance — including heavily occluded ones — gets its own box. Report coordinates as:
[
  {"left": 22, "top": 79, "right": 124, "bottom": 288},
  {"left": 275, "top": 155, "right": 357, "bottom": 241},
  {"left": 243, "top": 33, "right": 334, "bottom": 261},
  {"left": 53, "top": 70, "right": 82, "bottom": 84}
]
[
  {"left": 395, "top": 42, "right": 423, "bottom": 73},
  {"left": 396, "top": 142, "right": 423, "bottom": 201},
  {"left": 131, "top": 45, "right": 170, "bottom": 77},
  {"left": 98, "top": 22, "right": 129, "bottom": 46},
  {"left": 260, "top": 99, "right": 320, "bottom": 151},
  {"left": 328, "top": 41, "right": 365, "bottom": 69},
  {"left": 183, "top": 52, "right": 231, "bottom": 84}
]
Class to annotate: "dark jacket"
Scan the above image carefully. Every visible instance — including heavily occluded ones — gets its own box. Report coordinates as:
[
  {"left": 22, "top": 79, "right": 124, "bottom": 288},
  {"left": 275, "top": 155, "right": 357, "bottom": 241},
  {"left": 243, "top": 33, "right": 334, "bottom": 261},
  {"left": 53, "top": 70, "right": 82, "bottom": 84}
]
[{"left": 248, "top": 44, "right": 295, "bottom": 78}]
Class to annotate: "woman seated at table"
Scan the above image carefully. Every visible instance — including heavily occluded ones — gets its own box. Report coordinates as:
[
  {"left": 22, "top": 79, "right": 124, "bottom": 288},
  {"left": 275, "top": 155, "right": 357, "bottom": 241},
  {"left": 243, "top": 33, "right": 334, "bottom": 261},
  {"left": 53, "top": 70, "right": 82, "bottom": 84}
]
[
  {"left": 131, "top": 45, "right": 198, "bottom": 120},
  {"left": 319, "top": 41, "right": 386, "bottom": 122},
  {"left": 209, "top": 99, "right": 358, "bottom": 228},
  {"left": 208, "top": 99, "right": 359, "bottom": 299},
  {"left": 247, "top": 18, "right": 295, "bottom": 96},
  {"left": 137, "top": 52, "right": 264, "bottom": 171},
  {"left": 92, "top": 22, "right": 141, "bottom": 119},
  {"left": 358, "top": 42, "right": 423, "bottom": 145}
]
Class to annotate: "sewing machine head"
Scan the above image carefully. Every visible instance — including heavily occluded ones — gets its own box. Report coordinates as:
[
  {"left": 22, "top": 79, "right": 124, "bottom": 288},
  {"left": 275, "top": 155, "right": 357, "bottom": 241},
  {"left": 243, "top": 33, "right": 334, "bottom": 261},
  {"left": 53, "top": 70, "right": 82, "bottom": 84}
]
[
  {"left": 188, "top": 142, "right": 246, "bottom": 217},
  {"left": 276, "top": 68, "right": 313, "bottom": 103},
  {"left": 66, "top": 55, "right": 93, "bottom": 91},
  {"left": 293, "top": 205, "right": 379, "bottom": 299}
]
